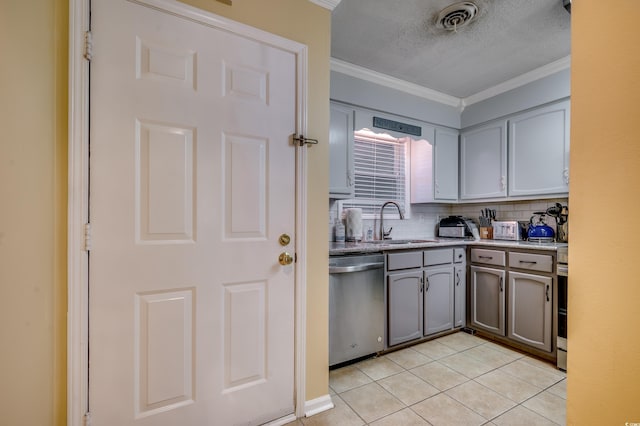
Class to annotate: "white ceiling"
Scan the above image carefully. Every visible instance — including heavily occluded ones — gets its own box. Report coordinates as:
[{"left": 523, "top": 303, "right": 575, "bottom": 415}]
[{"left": 331, "top": 0, "right": 571, "bottom": 101}]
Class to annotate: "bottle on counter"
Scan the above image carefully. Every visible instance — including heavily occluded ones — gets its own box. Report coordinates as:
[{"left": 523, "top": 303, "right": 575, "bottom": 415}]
[{"left": 365, "top": 226, "right": 373, "bottom": 241}]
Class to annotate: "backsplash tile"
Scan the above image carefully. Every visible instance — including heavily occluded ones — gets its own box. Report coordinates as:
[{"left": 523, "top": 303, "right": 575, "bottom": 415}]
[{"left": 329, "top": 198, "right": 568, "bottom": 242}]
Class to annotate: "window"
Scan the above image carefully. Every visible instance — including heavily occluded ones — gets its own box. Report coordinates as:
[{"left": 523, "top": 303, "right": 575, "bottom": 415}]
[{"left": 340, "top": 128, "right": 410, "bottom": 219}]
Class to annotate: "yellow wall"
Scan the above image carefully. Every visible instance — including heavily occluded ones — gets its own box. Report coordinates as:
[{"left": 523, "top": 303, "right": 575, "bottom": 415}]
[
  {"left": 568, "top": 1, "right": 640, "bottom": 424},
  {"left": 0, "top": 0, "right": 68, "bottom": 425},
  {"left": 175, "top": 0, "right": 332, "bottom": 402},
  {"left": 16, "top": 1, "right": 640, "bottom": 424},
  {"left": 1, "top": 1, "right": 329, "bottom": 424}
]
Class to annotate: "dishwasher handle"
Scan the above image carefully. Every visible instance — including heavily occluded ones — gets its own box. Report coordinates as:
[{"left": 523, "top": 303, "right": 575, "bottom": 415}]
[{"left": 329, "top": 262, "right": 384, "bottom": 274}]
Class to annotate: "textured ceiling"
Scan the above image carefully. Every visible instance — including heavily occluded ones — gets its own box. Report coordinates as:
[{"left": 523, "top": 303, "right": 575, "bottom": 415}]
[{"left": 331, "top": 0, "right": 571, "bottom": 99}]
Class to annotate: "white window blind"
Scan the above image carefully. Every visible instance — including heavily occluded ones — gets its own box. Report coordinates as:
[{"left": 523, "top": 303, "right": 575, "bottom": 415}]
[{"left": 340, "top": 129, "right": 409, "bottom": 218}]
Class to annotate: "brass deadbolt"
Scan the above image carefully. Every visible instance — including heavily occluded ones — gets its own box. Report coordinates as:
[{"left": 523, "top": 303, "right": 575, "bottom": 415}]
[{"left": 279, "top": 234, "right": 291, "bottom": 246}]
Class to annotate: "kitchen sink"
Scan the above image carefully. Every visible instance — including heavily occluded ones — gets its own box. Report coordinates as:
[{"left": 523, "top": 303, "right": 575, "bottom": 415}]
[{"left": 368, "top": 239, "right": 437, "bottom": 245}]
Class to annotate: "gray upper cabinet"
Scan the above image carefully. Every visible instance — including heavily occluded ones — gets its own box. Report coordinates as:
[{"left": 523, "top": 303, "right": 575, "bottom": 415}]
[
  {"left": 410, "top": 125, "right": 459, "bottom": 203},
  {"left": 434, "top": 128, "right": 459, "bottom": 201},
  {"left": 460, "top": 121, "right": 508, "bottom": 200},
  {"left": 508, "top": 100, "right": 570, "bottom": 197},
  {"left": 329, "top": 102, "right": 354, "bottom": 199},
  {"left": 410, "top": 126, "right": 436, "bottom": 204}
]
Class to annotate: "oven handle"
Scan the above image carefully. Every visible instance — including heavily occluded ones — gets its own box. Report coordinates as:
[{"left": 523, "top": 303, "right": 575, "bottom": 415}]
[
  {"left": 329, "top": 262, "right": 384, "bottom": 274},
  {"left": 557, "top": 264, "right": 568, "bottom": 277}
]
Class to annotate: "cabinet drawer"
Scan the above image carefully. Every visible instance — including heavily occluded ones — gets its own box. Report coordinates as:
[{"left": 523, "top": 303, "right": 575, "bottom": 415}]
[
  {"left": 470, "top": 248, "right": 506, "bottom": 267},
  {"left": 424, "top": 248, "right": 453, "bottom": 267},
  {"left": 509, "top": 252, "right": 553, "bottom": 273},
  {"left": 387, "top": 251, "right": 423, "bottom": 271}
]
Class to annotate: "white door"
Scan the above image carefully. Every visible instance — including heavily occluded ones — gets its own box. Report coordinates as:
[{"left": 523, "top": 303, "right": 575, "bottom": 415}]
[{"left": 89, "top": 1, "right": 297, "bottom": 424}]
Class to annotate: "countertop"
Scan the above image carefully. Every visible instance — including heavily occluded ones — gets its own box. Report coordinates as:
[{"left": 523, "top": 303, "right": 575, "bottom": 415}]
[{"left": 329, "top": 238, "right": 568, "bottom": 255}]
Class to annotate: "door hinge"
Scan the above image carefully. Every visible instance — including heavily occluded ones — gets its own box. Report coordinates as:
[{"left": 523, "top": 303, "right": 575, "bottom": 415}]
[
  {"left": 292, "top": 134, "right": 318, "bottom": 147},
  {"left": 84, "top": 223, "right": 92, "bottom": 252},
  {"left": 83, "top": 412, "right": 91, "bottom": 426},
  {"left": 84, "top": 31, "right": 93, "bottom": 61}
]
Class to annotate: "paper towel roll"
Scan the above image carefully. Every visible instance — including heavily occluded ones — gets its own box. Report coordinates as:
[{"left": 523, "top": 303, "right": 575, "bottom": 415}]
[{"left": 345, "top": 208, "right": 363, "bottom": 242}]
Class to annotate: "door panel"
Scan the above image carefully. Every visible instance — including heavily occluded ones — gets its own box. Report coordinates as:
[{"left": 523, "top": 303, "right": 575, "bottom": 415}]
[
  {"left": 387, "top": 271, "right": 423, "bottom": 346},
  {"left": 424, "top": 266, "right": 454, "bottom": 336},
  {"left": 508, "top": 271, "right": 553, "bottom": 352},
  {"left": 454, "top": 265, "right": 466, "bottom": 328},
  {"left": 470, "top": 266, "right": 506, "bottom": 336},
  {"left": 90, "top": 1, "right": 297, "bottom": 425}
]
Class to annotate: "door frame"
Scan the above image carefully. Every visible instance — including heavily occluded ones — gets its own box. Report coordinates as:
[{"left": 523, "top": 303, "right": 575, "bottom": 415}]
[{"left": 67, "top": 1, "right": 310, "bottom": 424}]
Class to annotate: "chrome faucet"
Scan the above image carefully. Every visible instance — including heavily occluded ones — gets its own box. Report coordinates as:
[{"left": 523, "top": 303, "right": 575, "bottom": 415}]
[{"left": 379, "top": 201, "right": 404, "bottom": 240}]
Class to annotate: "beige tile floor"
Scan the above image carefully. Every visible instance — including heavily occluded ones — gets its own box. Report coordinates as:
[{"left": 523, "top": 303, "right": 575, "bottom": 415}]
[{"left": 289, "top": 332, "right": 566, "bottom": 426}]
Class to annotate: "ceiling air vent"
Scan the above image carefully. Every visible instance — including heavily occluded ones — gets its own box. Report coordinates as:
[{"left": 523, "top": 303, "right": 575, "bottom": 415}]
[{"left": 435, "top": 1, "right": 479, "bottom": 31}]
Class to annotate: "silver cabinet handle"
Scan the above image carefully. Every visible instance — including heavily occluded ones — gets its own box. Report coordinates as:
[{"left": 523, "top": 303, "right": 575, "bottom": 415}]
[
  {"left": 519, "top": 260, "right": 537, "bottom": 264},
  {"left": 546, "top": 284, "right": 550, "bottom": 302},
  {"left": 479, "top": 255, "right": 493, "bottom": 260},
  {"left": 456, "top": 271, "right": 460, "bottom": 286},
  {"left": 329, "top": 262, "right": 384, "bottom": 274},
  {"left": 499, "top": 276, "right": 503, "bottom": 292},
  {"left": 425, "top": 276, "right": 430, "bottom": 292}
]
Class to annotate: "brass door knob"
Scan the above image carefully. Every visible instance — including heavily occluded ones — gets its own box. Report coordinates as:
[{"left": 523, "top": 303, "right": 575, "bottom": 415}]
[
  {"left": 279, "top": 234, "right": 291, "bottom": 246},
  {"left": 279, "top": 252, "right": 294, "bottom": 265}
]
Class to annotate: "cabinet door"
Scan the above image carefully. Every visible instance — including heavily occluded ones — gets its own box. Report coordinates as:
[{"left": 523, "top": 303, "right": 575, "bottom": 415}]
[
  {"left": 387, "top": 270, "right": 423, "bottom": 346},
  {"left": 508, "top": 100, "right": 570, "bottom": 196},
  {"left": 424, "top": 266, "right": 454, "bottom": 336},
  {"left": 470, "top": 266, "right": 506, "bottom": 336},
  {"left": 508, "top": 271, "right": 553, "bottom": 352},
  {"left": 434, "top": 128, "right": 459, "bottom": 201},
  {"left": 410, "top": 127, "right": 436, "bottom": 203},
  {"left": 329, "top": 103, "right": 354, "bottom": 198},
  {"left": 454, "top": 265, "right": 466, "bottom": 328},
  {"left": 460, "top": 121, "right": 507, "bottom": 199}
]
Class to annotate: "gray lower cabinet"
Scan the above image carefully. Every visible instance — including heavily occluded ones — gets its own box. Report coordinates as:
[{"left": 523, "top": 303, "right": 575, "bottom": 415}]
[
  {"left": 470, "top": 265, "right": 506, "bottom": 336},
  {"left": 454, "top": 265, "right": 466, "bottom": 328},
  {"left": 508, "top": 271, "right": 553, "bottom": 352},
  {"left": 470, "top": 248, "right": 555, "bottom": 355},
  {"left": 387, "top": 270, "right": 423, "bottom": 346},
  {"left": 424, "top": 266, "right": 454, "bottom": 335},
  {"left": 386, "top": 247, "right": 465, "bottom": 347}
]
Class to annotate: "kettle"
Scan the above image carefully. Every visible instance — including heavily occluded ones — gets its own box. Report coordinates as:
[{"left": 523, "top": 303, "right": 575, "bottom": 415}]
[{"left": 528, "top": 212, "right": 555, "bottom": 241}]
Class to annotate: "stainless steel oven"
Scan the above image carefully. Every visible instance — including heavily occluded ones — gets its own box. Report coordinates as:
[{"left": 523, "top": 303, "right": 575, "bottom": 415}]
[{"left": 557, "top": 246, "right": 568, "bottom": 371}]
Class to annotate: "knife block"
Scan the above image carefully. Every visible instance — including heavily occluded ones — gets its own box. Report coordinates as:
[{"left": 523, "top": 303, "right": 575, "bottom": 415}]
[{"left": 480, "top": 227, "right": 493, "bottom": 239}]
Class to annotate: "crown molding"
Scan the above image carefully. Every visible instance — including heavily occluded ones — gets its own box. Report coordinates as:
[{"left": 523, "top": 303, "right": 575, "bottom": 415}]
[
  {"left": 330, "top": 55, "right": 571, "bottom": 111},
  {"left": 308, "top": 0, "right": 341, "bottom": 11},
  {"left": 330, "top": 58, "right": 462, "bottom": 109},
  {"left": 462, "top": 55, "right": 572, "bottom": 107}
]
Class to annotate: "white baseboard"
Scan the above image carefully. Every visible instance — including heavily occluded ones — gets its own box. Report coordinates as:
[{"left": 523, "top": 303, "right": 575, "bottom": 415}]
[
  {"left": 264, "top": 414, "right": 297, "bottom": 426},
  {"left": 304, "top": 394, "right": 335, "bottom": 417}
]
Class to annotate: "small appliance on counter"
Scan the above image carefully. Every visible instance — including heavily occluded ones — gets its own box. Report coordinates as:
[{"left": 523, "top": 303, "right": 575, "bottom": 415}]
[
  {"left": 438, "top": 216, "right": 479, "bottom": 239},
  {"left": 492, "top": 220, "right": 524, "bottom": 241}
]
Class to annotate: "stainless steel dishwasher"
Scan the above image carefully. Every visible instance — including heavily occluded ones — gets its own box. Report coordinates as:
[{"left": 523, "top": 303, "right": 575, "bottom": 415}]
[{"left": 329, "top": 253, "right": 385, "bottom": 366}]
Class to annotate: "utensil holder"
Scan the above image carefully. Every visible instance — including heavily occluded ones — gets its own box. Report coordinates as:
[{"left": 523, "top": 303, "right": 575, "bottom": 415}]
[{"left": 480, "top": 227, "right": 493, "bottom": 239}]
